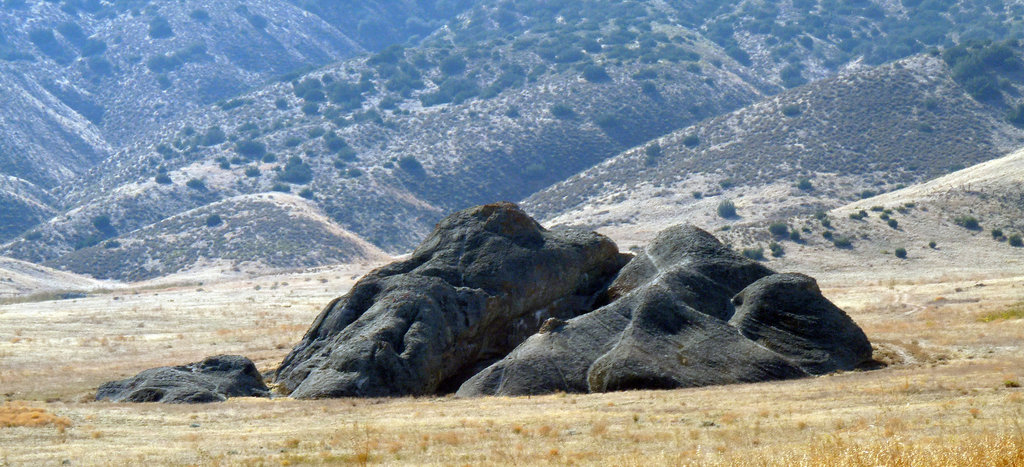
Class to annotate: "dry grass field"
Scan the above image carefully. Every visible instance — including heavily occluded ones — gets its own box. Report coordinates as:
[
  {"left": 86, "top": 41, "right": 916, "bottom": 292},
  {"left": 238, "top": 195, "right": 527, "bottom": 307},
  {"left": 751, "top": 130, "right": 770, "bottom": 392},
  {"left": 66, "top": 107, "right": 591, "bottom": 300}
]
[{"left": 1, "top": 260, "right": 1023, "bottom": 466}]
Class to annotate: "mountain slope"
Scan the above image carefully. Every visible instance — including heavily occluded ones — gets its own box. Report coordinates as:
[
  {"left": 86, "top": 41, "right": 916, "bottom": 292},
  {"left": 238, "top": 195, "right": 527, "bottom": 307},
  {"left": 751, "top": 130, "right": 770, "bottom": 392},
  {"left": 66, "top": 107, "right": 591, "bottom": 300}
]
[
  {"left": 523, "top": 53, "right": 1024, "bottom": 246},
  {"left": 45, "top": 193, "right": 389, "bottom": 281},
  {"left": 0, "top": 256, "right": 104, "bottom": 299},
  {"left": 10, "top": 0, "right": 1024, "bottom": 280}
]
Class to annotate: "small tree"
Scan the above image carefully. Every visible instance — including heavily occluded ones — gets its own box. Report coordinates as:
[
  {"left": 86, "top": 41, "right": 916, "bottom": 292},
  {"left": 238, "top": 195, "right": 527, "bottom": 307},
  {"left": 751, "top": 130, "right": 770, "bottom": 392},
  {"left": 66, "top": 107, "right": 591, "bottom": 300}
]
[
  {"left": 888, "top": 218, "right": 899, "bottom": 229},
  {"left": 894, "top": 247, "right": 907, "bottom": 259}
]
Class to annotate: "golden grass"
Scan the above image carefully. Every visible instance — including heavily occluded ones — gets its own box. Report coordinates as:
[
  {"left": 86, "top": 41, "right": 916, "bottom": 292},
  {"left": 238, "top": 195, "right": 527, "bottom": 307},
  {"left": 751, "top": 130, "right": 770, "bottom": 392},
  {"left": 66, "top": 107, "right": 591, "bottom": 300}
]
[
  {"left": 0, "top": 402, "right": 72, "bottom": 431},
  {"left": 1, "top": 267, "right": 1023, "bottom": 465}
]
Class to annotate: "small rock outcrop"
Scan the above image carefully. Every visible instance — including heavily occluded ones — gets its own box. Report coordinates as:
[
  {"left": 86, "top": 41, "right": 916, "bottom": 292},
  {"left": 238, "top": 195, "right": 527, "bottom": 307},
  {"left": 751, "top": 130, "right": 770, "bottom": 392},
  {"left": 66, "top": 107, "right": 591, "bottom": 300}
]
[
  {"left": 274, "top": 202, "right": 630, "bottom": 398},
  {"left": 96, "top": 355, "right": 270, "bottom": 403},
  {"left": 457, "top": 225, "right": 872, "bottom": 397}
]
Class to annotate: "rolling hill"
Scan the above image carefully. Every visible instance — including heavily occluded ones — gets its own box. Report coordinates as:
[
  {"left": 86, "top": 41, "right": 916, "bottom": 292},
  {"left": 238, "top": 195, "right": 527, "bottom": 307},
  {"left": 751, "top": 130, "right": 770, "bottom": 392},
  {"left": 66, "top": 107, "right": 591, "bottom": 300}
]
[{"left": 7, "top": 0, "right": 1024, "bottom": 281}]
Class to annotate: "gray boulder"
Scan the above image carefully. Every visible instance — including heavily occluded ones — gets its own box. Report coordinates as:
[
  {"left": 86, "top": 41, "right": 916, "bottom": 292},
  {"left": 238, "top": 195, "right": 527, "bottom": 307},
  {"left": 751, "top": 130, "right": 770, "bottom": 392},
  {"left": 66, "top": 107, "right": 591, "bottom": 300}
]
[
  {"left": 728, "top": 273, "right": 873, "bottom": 375},
  {"left": 274, "top": 202, "right": 630, "bottom": 398},
  {"left": 96, "top": 355, "right": 270, "bottom": 403},
  {"left": 457, "top": 225, "right": 872, "bottom": 397}
]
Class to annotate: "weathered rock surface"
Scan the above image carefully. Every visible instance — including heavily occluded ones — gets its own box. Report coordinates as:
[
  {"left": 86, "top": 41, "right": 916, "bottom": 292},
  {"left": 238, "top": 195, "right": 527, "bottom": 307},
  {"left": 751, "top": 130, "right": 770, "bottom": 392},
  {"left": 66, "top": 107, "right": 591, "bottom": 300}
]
[
  {"left": 274, "top": 202, "right": 630, "bottom": 398},
  {"left": 96, "top": 355, "right": 269, "bottom": 403},
  {"left": 457, "top": 225, "right": 872, "bottom": 397},
  {"left": 728, "top": 273, "right": 873, "bottom": 375}
]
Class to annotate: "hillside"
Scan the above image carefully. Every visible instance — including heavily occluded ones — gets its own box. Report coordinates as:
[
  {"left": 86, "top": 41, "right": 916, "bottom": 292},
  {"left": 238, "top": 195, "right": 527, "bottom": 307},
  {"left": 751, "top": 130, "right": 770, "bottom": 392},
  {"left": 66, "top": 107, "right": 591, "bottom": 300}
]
[
  {"left": 43, "top": 193, "right": 389, "bottom": 282},
  {"left": 8, "top": 0, "right": 1024, "bottom": 279},
  {"left": 0, "top": 255, "right": 104, "bottom": 299},
  {"left": 524, "top": 52, "right": 1024, "bottom": 249},
  {"left": 696, "top": 147, "right": 1024, "bottom": 282}
]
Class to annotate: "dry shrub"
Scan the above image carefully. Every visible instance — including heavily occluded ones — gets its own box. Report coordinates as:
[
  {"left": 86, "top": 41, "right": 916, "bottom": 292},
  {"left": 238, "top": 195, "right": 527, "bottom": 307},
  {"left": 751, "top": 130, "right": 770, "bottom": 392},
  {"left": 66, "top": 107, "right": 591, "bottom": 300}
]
[{"left": 0, "top": 403, "right": 72, "bottom": 431}]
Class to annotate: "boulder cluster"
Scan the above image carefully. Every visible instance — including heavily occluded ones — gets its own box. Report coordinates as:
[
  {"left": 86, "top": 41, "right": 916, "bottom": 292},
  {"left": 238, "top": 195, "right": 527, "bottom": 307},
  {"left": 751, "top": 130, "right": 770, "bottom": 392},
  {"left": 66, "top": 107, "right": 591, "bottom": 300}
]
[{"left": 97, "top": 202, "right": 873, "bottom": 403}]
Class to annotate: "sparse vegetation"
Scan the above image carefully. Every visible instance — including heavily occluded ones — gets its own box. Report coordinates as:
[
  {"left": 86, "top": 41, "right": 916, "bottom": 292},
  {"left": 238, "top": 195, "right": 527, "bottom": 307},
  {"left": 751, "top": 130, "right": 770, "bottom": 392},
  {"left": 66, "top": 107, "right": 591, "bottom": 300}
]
[{"left": 954, "top": 215, "right": 981, "bottom": 230}]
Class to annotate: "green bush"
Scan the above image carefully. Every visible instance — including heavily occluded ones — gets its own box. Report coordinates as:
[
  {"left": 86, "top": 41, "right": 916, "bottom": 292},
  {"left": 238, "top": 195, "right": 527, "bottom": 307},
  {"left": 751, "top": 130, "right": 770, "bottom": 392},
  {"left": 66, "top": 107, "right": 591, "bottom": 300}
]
[
  {"left": 205, "top": 214, "right": 223, "bottom": 227},
  {"left": 155, "top": 174, "right": 172, "bottom": 185},
  {"left": 550, "top": 103, "right": 575, "bottom": 119},
  {"left": 832, "top": 236, "right": 852, "bottom": 248},
  {"left": 299, "top": 188, "right": 315, "bottom": 200},
  {"left": 148, "top": 16, "right": 174, "bottom": 39},
  {"left": 582, "top": 64, "right": 611, "bottom": 83},
  {"left": 278, "top": 156, "right": 313, "bottom": 184},
  {"left": 244, "top": 166, "right": 260, "bottom": 178},
  {"left": 894, "top": 247, "right": 907, "bottom": 259},
  {"left": 186, "top": 179, "right": 206, "bottom": 191},
  {"left": 769, "top": 242, "right": 784, "bottom": 257},
  {"left": 929, "top": 240, "right": 937, "bottom": 249},
  {"left": 1010, "top": 234, "right": 1023, "bottom": 247},
  {"left": 398, "top": 156, "right": 426, "bottom": 176},
  {"left": 795, "top": 178, "right": 813, "bottom": 191},
  {"left": 235, "top": 140, "right": 266, "bottom": 160},
  {"left": 768, "top": 222, "right": 789, "bottom": 237},
  {"left": 992, "top": 228, "right": 1004, "bottom": 239},
  {"left": 954, "top": 215, "right": 981, "bottom": 230},
  {"left": 888, "top": 218, "right": 899, "bottom": 229},
  {"left": 644, "top": 143, "right": 662, "bottom": 166},
  {"left": 717, "top": 200, "right": 736, "bottom": 218},
  {"left": 271, "top": 183, "right": 290, "bottom": 193},
  {"left": 682, "top": 134, "right": 700, "bottom": 147},
  {"left": 201, "top": 126, "right": 226, "bottom": 146},
  {"left": 742, "top": 247, "right": 765, "bottom": 261},
  {"left": 781, "top": 104, "right": 802, "bottom": 117}
]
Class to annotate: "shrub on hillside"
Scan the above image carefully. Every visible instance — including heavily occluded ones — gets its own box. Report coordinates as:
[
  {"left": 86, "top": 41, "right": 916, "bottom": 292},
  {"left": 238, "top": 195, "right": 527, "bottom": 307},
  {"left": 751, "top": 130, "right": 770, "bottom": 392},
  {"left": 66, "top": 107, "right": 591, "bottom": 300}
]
[
  {"left": 278, "top": 157, "right": 313, "bottom": 184},
  {"left": 717, "top": 200, "right": 736, "bottom": 218},
  {"left": 186, "top": 179, "right": 206, "bottom": 191},
  {"left": 742, "top": 247, "right": 765, "bottom": 261},
  {"left": 1010, "top": 234, "right": 1023, "bottom": 247},
  {"left": 205, "top": 214, "right": 223, "bottom": 227},
  {"left": 768, "top": 222, "right": 789, "bottom": 237},
  {"left": 894, "top": 247, "right": 907, "bottom": 259},
  {"left": 954, "top": 215, "right": 981, "bottom": 230}
]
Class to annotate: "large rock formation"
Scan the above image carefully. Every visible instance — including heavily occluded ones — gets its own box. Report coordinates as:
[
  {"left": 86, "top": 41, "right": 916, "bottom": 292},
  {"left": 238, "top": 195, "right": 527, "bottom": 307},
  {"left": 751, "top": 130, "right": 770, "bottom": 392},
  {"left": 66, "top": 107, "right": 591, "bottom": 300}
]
[
  {"left": 95, "top": 205, "right": 872, "bottom": 403},
  {"left": 456, "top": 225, "right": 873, "bottom": 397},
  {"left": 274, "top": 202, "right": 630, "bottom": 398},
  {"left": 96, "top": 355, "right": 270, "bottom": 403}
]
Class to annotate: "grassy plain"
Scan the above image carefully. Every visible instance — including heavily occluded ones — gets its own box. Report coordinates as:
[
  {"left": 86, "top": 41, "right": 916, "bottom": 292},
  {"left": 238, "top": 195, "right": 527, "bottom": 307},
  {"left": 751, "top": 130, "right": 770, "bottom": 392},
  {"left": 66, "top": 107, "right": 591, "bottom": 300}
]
[{"left": 1, "top": 262, "right": 1023, "bottom": 466}]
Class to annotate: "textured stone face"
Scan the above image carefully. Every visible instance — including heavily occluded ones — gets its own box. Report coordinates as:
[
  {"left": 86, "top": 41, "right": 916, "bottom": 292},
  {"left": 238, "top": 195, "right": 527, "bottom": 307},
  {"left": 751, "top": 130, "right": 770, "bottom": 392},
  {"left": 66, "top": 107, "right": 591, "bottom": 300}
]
[
  {"left": 457, "top": 225, "right": 873, "bottom": 397},
  {"left": 96, "top": 355, "right": 269, "bottom": 403},
  {"left": 728, "top": 273, "right": 874, "bottom": 375},
  {"left": 274, "top": 202, "right": 630, "bottom": 398}
]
